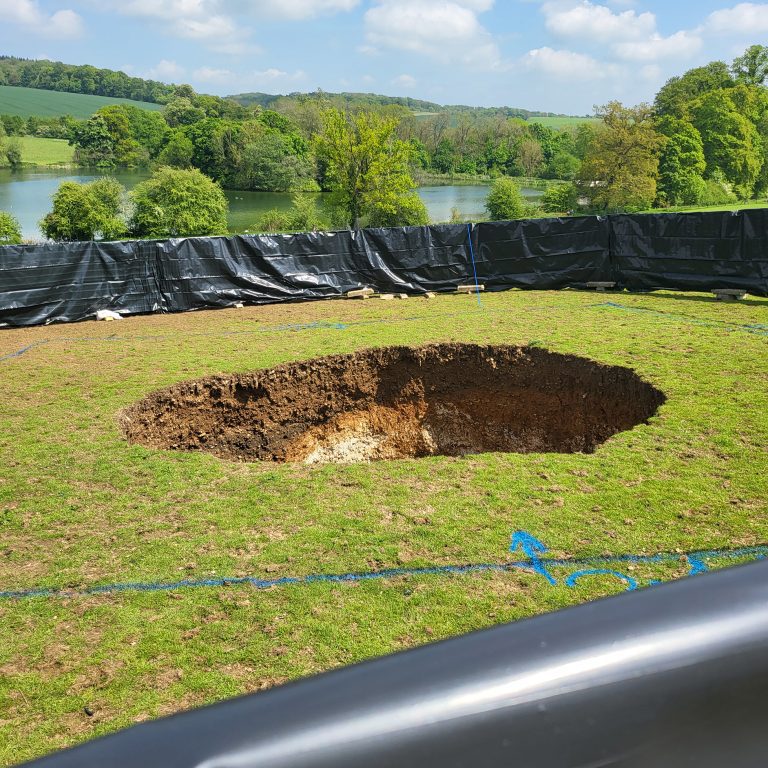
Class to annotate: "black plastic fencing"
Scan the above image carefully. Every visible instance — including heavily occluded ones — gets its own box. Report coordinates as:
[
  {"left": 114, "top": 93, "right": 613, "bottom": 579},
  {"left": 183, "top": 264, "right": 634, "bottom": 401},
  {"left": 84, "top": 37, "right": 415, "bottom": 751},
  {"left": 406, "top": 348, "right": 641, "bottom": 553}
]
[
  {"left": 21, "top": 560, "right": 768, "bottom": 768},
  {"left": 1, "top": 210, "right": 767, "bottom": 328}
]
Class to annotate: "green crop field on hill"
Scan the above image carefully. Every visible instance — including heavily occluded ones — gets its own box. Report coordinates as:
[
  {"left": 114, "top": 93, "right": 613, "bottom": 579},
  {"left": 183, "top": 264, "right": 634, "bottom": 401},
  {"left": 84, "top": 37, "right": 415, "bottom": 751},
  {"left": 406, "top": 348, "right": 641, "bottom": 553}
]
[
  {"left": 529, "top": 115, "right": 598, "bottom": 129},
  {"left": 0, "top": 86, "right": 163, "bottom": 119}
]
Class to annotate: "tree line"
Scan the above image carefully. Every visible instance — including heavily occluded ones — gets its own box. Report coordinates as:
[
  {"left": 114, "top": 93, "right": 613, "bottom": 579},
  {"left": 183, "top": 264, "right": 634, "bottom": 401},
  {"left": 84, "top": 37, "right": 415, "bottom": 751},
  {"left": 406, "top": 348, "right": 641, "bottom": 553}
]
[
  {"left": 0, "top": 56, "right": 176, "bottom": 103},
  {"left": 2, "top": 45, "right": 767, "bottom": 243}
]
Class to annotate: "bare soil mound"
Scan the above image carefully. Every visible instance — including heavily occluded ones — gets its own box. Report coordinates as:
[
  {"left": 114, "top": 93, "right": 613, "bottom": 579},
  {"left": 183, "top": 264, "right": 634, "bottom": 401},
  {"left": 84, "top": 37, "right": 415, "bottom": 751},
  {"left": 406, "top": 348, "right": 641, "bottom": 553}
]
[{"left": 121, "top": 344, "right": 665, "bottom": 464}]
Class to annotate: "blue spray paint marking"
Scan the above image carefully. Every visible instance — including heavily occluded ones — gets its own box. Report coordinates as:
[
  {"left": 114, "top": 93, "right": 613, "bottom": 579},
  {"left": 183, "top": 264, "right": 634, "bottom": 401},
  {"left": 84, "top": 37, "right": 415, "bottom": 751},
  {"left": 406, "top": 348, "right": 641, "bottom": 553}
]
[
  {"left": 1, "top": 533, "right": 766, "bottom": 601},
  {"left": 0, "top": 341, "right": 49, "bottom": 362},
  {"left": 510, "top": 530, "right": 556, "bottom": 585},
  {"left": 595, "top": 302, "right": 768, "bottom": 338},
  {"left": 0, "top": 308, "right": 497, "bottom": 363},
  {"left": 466, "top": 223, "right": 483, "bottom": 307}
]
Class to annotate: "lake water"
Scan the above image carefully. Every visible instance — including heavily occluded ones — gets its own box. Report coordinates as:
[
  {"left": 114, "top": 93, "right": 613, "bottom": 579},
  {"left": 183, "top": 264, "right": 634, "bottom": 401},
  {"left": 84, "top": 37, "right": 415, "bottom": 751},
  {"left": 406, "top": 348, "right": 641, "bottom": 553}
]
[{"left": 0, "top": 168, "right": 544, "bottom": 240}]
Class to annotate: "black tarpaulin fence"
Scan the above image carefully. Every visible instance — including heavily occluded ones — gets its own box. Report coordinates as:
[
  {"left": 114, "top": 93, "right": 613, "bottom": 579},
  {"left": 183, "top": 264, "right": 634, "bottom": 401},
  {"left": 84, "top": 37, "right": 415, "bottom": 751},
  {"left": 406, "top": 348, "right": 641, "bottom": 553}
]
[{"left": 1, "top": 210, "right": 766, "bottom": 328}]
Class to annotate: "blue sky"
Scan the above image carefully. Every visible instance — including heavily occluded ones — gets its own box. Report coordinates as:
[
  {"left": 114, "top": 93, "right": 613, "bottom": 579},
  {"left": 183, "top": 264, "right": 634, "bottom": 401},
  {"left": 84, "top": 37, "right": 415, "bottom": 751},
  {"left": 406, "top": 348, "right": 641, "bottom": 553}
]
[{"left": 0, "top": 0, "right": 766, "bottom": 113}]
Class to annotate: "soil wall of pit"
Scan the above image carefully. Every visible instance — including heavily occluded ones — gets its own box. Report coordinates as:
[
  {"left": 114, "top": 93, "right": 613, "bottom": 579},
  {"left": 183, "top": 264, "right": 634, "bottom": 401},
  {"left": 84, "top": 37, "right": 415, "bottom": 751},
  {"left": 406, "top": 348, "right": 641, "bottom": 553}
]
[{"left": 121, "top": 344, "right": 666, "bottom": 464}]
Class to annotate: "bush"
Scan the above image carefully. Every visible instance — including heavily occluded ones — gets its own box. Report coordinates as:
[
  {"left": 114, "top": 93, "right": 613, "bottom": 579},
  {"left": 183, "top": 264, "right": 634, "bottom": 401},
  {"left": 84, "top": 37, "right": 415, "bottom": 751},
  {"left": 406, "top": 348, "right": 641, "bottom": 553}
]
[
  {"left": 699, "top": 175, "right": 738, "bottom": 206},
  {"left": 0, "top": 211, "right": 22, "bottom": 244},
  {"left": 254, "top": 194, "right": 330, "bottom": 233},
  {"left": 364, "top": 191, "right": 429, "bottom": 228},
  {"left": 485, "top": 177, "right": 525, "bottom": 220},
  {"left": 40, "top": 177, "right": 128, "bottom": 241},
  {"left": 540, "top": 183, "right": 578, "bottom": 214},
  {"left": 5, "top": 138, "right": 22, "bottom": 170},
  {"left": 130, "top": 167, "right": 228, "bottom": 238}
]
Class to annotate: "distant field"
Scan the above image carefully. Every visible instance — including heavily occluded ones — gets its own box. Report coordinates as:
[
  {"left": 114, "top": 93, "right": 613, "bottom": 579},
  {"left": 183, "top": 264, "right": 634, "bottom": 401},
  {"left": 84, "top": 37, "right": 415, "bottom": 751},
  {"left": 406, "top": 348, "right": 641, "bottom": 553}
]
[
  {"left": 0, "top": 86, "right": 163, "bottom": 119},
  {"left": 17, "top": 136, "right": 74, "bottom": 166},
  {"left": 411, "top": 111, "right": 597, "bottom": 130},
  {"left": 528, "top": 116, "right": 597, "bottom": 128}
]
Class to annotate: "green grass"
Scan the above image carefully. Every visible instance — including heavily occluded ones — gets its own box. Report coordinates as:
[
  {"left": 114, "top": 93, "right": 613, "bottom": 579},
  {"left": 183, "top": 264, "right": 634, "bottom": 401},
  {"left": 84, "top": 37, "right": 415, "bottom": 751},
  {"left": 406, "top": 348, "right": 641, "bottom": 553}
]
[
  {"left": 528, "top": 116, "right": 598, "bottom": 129},
  {"left": 16, "top": 136, "right": 74, "bottom": 166},
  {"left": 0, "top": 289, "right": 766, "bottom": 763},
  {"left": 641, "top": 200, "right": 768, "bottom": 214},
  {"left": 0, "top": 86, "right": 163, "bottom": 119}
]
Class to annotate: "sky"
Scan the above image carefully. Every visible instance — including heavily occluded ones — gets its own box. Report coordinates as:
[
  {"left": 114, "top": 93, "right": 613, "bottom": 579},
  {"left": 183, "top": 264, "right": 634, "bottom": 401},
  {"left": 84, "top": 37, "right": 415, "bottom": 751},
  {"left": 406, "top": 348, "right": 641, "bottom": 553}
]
[{"left": 0, "top": 0, "right": 766, "bottom": 114}]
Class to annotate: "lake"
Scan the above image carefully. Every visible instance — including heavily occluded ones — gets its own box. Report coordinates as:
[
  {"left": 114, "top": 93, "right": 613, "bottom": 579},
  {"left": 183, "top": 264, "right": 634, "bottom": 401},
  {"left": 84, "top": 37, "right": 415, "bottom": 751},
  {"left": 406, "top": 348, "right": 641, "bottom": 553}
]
[{"left": 0, "top": 168, "right": 544, "bottom": 240}]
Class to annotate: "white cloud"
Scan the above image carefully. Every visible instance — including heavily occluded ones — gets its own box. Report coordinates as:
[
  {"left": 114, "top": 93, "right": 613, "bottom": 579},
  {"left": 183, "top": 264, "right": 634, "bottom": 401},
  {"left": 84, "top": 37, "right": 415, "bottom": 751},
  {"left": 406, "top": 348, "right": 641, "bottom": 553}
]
[
  {"left": 146, "top": 60, "right": 186, "bottom": 81},
  {"left": 613, "top": 30, "right": 702, "bottom": 61},
  {"left": 0, "top": 0, "right": 83, "bottom": 38},
  {"left": 249, "top": 68, "right": 307, "bottom": 87},
  {"left": 705, "top": 3, "right": 768, "bottom": 34},
  {"left": 172, "top": 14, "right": 237, "bottom": 39},
  {"left": 521, "top": 46, "right": 606, "bottom": 79},
  {"left": 542, "top": 0, "right": 655, "bottom": 43},
  {"left": 364, "top": 0, "right": 502, "bottom": 70},
  {"left": 193, "top": 67, "right": 233, "bottom": 83},
  {"left": 224, "top": 0, "right": 360, "bottom": 19},
  {"left": 392, "top": 73, "right": 417, "bottom": 88}
]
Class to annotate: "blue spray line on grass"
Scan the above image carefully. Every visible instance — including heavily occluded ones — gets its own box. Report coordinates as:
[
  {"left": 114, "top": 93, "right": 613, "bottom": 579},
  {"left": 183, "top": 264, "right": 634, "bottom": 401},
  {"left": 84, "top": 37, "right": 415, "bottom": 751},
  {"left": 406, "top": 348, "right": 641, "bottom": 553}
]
[
  {"left": 4, "top": 297, "right": 765, "bottom": 363},
  {"left": 0, "top": 308, "right": 499, "bottom": 363},
  {"left": 0, "top": 341, "right": 49, "bottom": 362},
  {"left": 595, "top": 301, "right": 768, "bottom": 337},
  {"left": 466, "top": 224, "right": 483, "bottom": 307},
  {"left": 2, "top": 531, "right": 765, "bottom": 601}
]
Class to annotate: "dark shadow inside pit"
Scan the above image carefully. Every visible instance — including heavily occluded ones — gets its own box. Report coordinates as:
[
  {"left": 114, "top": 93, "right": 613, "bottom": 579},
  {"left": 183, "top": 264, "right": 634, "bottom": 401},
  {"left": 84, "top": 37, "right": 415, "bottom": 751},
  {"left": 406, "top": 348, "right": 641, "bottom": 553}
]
[{"left": 121, "top": 344, "right": 666, "bottom": 464}]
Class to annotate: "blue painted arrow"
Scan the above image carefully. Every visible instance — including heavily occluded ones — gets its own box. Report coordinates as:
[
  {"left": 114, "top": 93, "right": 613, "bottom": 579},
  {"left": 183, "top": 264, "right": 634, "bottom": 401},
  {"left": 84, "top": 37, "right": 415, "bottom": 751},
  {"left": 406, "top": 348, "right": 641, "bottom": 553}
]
[{"left": 510, "top": 530, "right": 557, "bottom": 585}]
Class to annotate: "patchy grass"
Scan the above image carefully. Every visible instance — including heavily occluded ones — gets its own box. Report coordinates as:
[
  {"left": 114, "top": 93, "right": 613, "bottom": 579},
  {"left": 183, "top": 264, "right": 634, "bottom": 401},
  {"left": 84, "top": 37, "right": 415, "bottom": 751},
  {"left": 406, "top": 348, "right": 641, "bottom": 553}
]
[
  {"left": 0, "top": 289, "right": 766, "bottom": 764},
  {"left": 0, "top": 86, "right": 162, "bottom": 120}
]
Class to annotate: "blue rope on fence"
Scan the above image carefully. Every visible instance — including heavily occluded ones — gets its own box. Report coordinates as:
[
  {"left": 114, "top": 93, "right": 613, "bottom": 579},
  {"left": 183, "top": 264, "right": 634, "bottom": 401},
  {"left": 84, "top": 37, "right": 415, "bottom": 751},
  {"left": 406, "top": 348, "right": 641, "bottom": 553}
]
[{"left": 466, "top": 224, "right": 483, "bottom": 307}]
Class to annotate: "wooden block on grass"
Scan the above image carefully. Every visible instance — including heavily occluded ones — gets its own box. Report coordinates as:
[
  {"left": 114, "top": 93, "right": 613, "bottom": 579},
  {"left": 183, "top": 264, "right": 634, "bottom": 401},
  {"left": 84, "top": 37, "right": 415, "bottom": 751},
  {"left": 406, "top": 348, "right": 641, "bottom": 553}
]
[
  {"left": 456, "top": 284, "right": 485, "bottom": 294},
  {"left": 712, "top": 288, "right": 747, "bottom": 301},
  {"left": 347, "top": 287, "right": 374, "bottom": 299},
  {"left": 586, "top": 281, "right": 616, "bottom": 291}
]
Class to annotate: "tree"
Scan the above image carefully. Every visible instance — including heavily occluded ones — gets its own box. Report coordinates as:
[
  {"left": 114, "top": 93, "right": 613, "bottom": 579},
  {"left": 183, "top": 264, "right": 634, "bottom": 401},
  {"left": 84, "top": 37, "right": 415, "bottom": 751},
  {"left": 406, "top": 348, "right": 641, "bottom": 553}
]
[
  {"left": 515, "top": 138, "right": 545, "bottom": 177},
  {"left": 157, "top": 131, "right": 194, "bottom": 168},
  {"left": 0, "top": 211, "right": 22, "bottom": 244},
  {"left": 229, "top": 131, "right": 315, "bottom": 192},
  {"left": 5, "top": 137, "right": 21, "bottom": 169},
  {"left": 163, "top": 97, "right": 206, "bottom": 128},
  {"left": 655, "top": 116, "right": 706, "bottom": 206},
  {"left": 314, "top": 108, "right": 425, "bottom": 228},
  {"left": 578, "top": 102, "right": 662, "bottom": 212},
  {"left": 40, "top": 177, "right": 128, "bottom": 241},
  {"left": 689, "top": 90, "right": 763, "bottom": 198},
  {"left": 485, "top": 177, "right": 525, "bottom": 220},
  {"left": 732, "top": 45, "right": 768, "bottom": 86},
  {"left": 70, "top": 114, "right": 116, "bottom": 168},
  {"left": 655, "top": 62, "right": 734, "bottom": 118},
  {"left": 129, "top": 167, "right": 228, "bottom": 238}
]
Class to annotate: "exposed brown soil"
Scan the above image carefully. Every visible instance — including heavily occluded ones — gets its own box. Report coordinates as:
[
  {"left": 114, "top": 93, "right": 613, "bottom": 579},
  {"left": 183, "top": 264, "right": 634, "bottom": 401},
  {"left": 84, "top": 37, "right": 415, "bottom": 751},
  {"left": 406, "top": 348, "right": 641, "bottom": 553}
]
[{"left": 120, "top": 344, "right": 666, "bottom": 464}]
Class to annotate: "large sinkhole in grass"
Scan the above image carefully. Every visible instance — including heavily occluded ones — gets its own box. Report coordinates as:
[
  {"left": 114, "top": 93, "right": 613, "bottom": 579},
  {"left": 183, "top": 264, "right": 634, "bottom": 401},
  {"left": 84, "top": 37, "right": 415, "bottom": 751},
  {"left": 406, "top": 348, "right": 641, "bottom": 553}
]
[{"left": 122, "top": 344, "right": 666, "bottom": 464}]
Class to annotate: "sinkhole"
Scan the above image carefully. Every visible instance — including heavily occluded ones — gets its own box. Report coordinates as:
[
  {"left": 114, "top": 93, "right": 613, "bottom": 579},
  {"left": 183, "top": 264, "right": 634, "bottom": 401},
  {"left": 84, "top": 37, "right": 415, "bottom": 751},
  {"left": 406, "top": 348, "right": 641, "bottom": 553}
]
[{"left": 121, "top": 343, "right": 666, "bottom": 464}]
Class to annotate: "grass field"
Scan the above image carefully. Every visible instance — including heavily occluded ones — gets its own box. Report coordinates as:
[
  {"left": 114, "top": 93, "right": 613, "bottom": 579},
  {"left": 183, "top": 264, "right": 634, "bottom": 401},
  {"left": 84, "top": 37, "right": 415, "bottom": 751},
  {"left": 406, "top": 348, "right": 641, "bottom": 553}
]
[
  {"left": 528, "top": 116, "right": 598, "bottom": 129},
  {"left": 0, "top": 288, "right": 766, "bottom": 764},
  {"left": 0, "top": 86, "right": 163, "bottom": 119},
  {"left": 16, "top": 136, "right": 74, "bottom": 167}
]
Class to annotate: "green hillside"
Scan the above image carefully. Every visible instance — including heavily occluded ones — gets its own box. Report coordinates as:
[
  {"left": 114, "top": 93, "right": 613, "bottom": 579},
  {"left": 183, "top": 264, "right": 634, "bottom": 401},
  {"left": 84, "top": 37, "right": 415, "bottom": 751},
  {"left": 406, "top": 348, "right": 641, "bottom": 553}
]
[
  {"left": 529, "top": 115, "right": 598, "bottom": 128},
  {"left": 0, "top": 85, "right": 163, "bottom": 119},
  {"left": 228, "top": 90, "right": 591, "bottom": 123}
]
